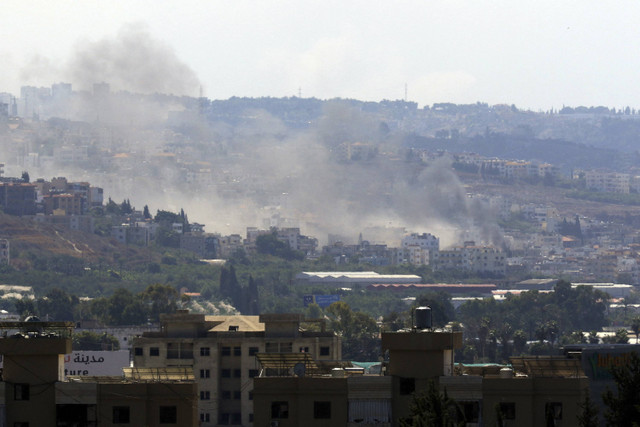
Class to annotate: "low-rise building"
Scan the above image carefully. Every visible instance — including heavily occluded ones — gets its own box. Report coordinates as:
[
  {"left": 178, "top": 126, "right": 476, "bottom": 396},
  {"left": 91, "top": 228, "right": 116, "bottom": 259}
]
[
  {"left": 0, "top": 320, "right": 198, "bottom": 427},
  {"left": 295, "top": 271, "right": 422, "bottom": 287}
]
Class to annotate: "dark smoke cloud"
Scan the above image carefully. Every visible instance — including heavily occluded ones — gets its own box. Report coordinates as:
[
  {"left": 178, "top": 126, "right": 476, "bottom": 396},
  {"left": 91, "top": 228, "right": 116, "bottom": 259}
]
[{"left": 66, "top": 23, "right": 200, "bottom": 96}]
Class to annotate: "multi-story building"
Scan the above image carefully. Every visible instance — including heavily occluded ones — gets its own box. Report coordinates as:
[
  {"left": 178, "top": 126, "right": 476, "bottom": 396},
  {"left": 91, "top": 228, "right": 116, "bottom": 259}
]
[
  {"left": 254, "top": 310, "right": 589, "bottom": 427},
  {"left": 0, "top": 320, "right": 198, "bottom": 426},
  {"left": 180, "top": 232, "right": 219, "bottom": 259},
  {"left": 132, "top": 311, "right": 341, "bottom": 426},
  {"left": 401, "top": 233, "right": 439, "bottom": 251},
  {"left": 42, "top": 193, "right": 86, "bottom": 215},
  {"left": 433, "top": 242, "right": 506, "bottom": 275},
  {"left": 0, "top": 182, "right": 37, "bottom": 215},
  {"left": 111, "top": 223, "right": 153, "bottom": 246},
  {"left": 585, "top": 170, "right": 631, "bottom": 193},
  {"left": 218, "top": 234, "right": 244, "bottom": 258}
]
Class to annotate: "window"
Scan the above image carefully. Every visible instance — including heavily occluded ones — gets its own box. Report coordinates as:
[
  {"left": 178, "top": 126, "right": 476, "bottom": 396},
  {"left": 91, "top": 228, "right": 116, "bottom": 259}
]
[
  {"left": 320, "top": 346, "right": 330, "bottom": 356},
  {"left": 249, "top": 391, "right": 253, "bottom": 401},
  {"left": 233, "top": 369, "right": 241, "bottom": 378},
  {"left": 218, "top": 413, "right": 230, "bottom": 425},
  {"left": 314, "top": 401, "right": 331, "bottom": 419},
  {"left": 134, "top": 347, "right": 143, "bottom": 356},
  {"left": 299, "top": 346, "right": 309, "bottom": 353},
  {"left": 200, "top": 369, "right": 210, "bottom": 378},
  {"left": 499, "top": 402, "right": 516, "bottom": 420},
  {"left": 13, "top": 423, "right": 29, "bottom": 427},
  {"left": 200, "top": 391, "right": 210, "bottom": 400},
  {"left": 221, "top": 369, "right": 231, "bottom": 378},
  {"left": 14, "top": 384, "right": 29, "bottom": 401},
  {"left": 233, "top": 346, "right": 241, "bottom": 356},
  {"left": 545, "top": 402, "right": 563, "bottom": 421},
  {"left": 113, "top": 406, "right": 130, "bottom": 423},
  {"left": 159, "top": 406, "right": 177, "bottom": 424},
  {"left": 249, "top": 369, "right": 259, "bottom": 378},
  {"left": 399, "top": 377, "right": 415, "bottom": 395},
  {"left": 265, "top": 342, "right": 279, "bottom": 353},
  {"left": 200, "top": 347, "right": 210, "bottom": 356},
  {"left": 280, "top": 342, "right": 292, "bottom": 352},
  {"left": 461, "top": 401, "right": 480, "bottom": 423},
  {"left": 221, "top": 346, "right": 231, "bottom": 356},
  {"left": 233, "top": 390, "right": 241, "bottom": 400},
  {"left": 150, "top": 347, "right": 160, "bottom": 356},
  {"left": 180, "top": 342, "right": 194, "bottom": 359},
  {"left": 199, "top": 413, "right": 210, "bottom": 422},
  {"left": 222, "top": 390, "right": 231, "bottom": 400},
  {"left": 249, "top": 346, "right": 259, "bottom": 356},
  {"left": 231, "top": 413, "right": 241, "bottom": 424},
  {"left": 249, "top": 413, "right": 254, "bottom": 422},
  {"left": 271, "top": 401, "right": 289, "bottom": 419}
]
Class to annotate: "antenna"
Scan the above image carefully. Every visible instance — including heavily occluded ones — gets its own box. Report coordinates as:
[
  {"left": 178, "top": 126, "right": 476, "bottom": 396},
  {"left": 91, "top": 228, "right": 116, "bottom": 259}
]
[
  {"left": 404, "top": 83, "right": 407, "bottom": 102},
  {"left": 298, "top": 87, "right": 302, "bottom": 98}
]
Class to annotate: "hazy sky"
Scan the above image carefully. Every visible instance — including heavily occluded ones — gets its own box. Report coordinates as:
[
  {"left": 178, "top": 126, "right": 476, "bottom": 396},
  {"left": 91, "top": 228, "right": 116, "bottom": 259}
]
[{"left": 1, "top": 1, "right": 639, "bottom": 110}]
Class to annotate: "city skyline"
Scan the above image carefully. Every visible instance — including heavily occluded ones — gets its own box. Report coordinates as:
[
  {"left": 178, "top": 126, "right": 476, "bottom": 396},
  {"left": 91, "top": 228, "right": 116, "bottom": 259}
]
[{"left": 1, "top": 1, "right": 638, "bottom": 110}]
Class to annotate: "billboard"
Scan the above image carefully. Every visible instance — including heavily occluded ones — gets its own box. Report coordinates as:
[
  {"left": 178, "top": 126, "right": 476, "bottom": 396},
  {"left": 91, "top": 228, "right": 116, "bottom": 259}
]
[
  {"left": 303, "top": 294, "right": 340, "bottom": 308},
  {"left": 63, "top": 350, "right": 130, "bottom": 377}
]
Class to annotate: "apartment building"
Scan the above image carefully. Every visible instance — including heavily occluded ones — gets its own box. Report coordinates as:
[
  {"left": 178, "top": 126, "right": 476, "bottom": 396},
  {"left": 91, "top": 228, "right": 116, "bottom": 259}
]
[
  {"left": 0, "top": 182, "right": 37, "bottom": 215},
  {"left": 585, "top": 170, "right": 631, "bottom": 193},
  {"left": 132, "top": 311, "right": 341, "bottom": 427},
  {"left": 254, "top": 314, "right": 589, "bottom": 427},
  {"left": 218, "top": 234, "right": 243, "bottom": 258},
  {"left": 433, "top": 242, "right": 506, "bottom": 275},
  {"left": 0, "top": 320, "right": 197, "bottom": 427}
]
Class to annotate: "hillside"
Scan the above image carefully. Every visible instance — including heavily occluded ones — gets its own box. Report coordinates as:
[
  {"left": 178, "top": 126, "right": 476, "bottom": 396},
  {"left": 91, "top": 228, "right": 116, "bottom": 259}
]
[{"left": 0, "top": 214, "right": 161, "bottom": 270}]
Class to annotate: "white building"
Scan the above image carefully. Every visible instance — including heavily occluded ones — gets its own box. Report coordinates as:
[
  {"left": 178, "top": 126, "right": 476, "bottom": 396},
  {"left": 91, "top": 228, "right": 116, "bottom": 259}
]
[{"left": 585, "top": 170, "right": 630, "bottom": 193}]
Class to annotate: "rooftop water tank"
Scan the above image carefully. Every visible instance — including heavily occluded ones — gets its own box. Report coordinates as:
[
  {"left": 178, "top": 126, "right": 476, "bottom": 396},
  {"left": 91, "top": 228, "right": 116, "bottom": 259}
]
[{"left": 415, "top": 306, "right": 432, "bottom": 329}]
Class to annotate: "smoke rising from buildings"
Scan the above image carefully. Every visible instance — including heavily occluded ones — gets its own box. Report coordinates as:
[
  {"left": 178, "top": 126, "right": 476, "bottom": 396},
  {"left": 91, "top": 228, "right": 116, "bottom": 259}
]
[
  {"left": 68, "top": 24, "right": 200, "bottom": 96},
  {"left": 5, "top": 29, "right": 504, "bottom": 249},
  {"left": 19, "top": 24, "right": 200, "bottom": 97}
]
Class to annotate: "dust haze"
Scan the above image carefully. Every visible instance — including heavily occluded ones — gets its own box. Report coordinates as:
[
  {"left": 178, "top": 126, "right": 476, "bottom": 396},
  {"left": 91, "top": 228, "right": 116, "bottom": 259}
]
[{"left": 6, "top": 27, "right": 503, "bottom": 249}]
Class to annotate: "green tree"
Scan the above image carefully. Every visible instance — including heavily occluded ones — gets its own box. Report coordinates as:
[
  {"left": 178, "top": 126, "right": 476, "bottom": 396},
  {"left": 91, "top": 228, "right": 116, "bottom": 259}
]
[
  {"left": 107, "top": 288, "right": 147, "bottom": 325},
  {"left": 512, "top": 329, "right": 527, "bottom": 355},
  {"left": 399, "top": 380, "right": 464, "bottom": 427},
  {"left": 414, "top": 292, "right": 455, "bottom": 327},
  {"left": 603, "top": 329, "right": 629, "bottom": 344},
  {"left": 576, "top": 393, "right": 599, "bottom": 427},
  {"left": 141, "top": 284, "right": 178, "bottom": 322},
  {"left": 120, "top": 199, "right": 133, "bottom": 214},
  {"left": 327, "top": 301, "right": 380, "bottom": 361},
  {"left": 37, "top": 288, "right": 79, "bottom": 321},
  {"left": 255, "top": 230, "right": 304, "bottom": 261},
  {"left": 104, "top": 197, "right": 121, "bottom": 215},
  {"left": 73, "top": 331, "right": 120, "bottom": 351},
  {"left": 602, "top": 351, "right": 640, "bottom": 426}
]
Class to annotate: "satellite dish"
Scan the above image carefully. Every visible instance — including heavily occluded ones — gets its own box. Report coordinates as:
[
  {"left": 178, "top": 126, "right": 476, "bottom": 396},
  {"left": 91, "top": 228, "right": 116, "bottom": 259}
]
[{"left": 293, "top": 363, "right": 306, "bottom": 377}]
